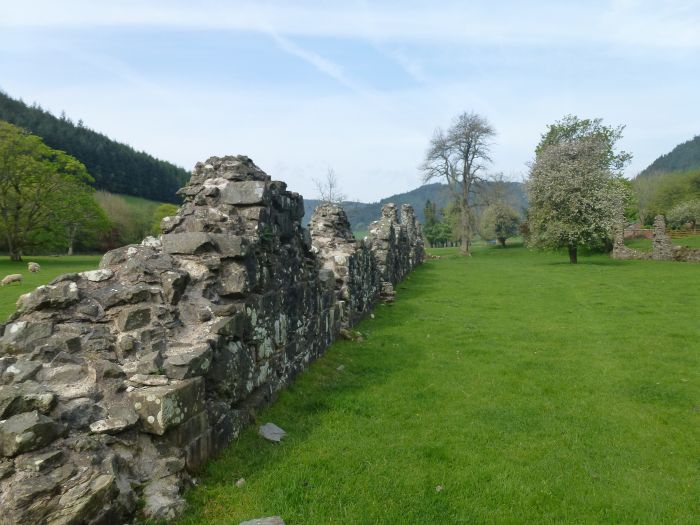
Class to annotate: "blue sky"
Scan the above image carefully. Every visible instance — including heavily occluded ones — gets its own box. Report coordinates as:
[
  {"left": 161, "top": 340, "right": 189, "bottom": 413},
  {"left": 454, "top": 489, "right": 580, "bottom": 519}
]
[{"left": 2, "top": 1, "right": 700, "bottom": 201}]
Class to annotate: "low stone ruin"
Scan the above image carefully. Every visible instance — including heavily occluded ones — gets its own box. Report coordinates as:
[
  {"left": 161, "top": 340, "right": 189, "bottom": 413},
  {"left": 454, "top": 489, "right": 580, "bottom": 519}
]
[
  {"left": 0, "top": 156, "right": 424, "bottom": 524},
  {"left": 365, "top": 203, "right": 423, "bottom": 301},
  {"left": 308, "top": 203, "right": 380, "bottom": 326},
  {"left": 613, "top": 215, "right": 700, "bottom": 263}
]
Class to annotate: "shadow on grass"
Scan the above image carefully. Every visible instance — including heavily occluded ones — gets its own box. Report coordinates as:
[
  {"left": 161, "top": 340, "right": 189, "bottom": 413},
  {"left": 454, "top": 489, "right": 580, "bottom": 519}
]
[
  {"left": 180, "top": 269, "right": 435, "bottom": 521},
  {"left": 545, "top": 259, "right": 635, "bottom": 267}
]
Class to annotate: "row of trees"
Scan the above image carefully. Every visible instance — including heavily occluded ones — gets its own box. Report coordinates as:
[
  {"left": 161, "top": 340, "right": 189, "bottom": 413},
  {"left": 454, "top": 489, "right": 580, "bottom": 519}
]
[
  {"left": 422, "top": 112, "right": 632, "bottom": 263},
  {"left": 423, "top": 197, "right": 520, "bottom": 249},
  {"left": 0, "top": 121, "right": 179, "bottom": 260}
]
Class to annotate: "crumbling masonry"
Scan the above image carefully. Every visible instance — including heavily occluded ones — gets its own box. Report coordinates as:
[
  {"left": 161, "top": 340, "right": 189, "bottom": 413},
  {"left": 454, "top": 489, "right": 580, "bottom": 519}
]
[
  {"left": 0, "top": 156, "right": 424, "bottom": 524},
  {"left": 613, "top": 215, "right": 700, "bottom": 263}
]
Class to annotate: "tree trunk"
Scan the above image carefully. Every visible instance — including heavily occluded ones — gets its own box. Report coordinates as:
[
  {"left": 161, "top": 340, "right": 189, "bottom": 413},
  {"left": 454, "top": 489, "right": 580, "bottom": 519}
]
[
  {"left": 568, "top": 245, "right": 578, "bottom": 264},
  {"left": 459, "top": 203, "right": 471, "bottom": 256},
  {"left": 498, "top": 237, "right": 506, "bottom": 248},
  {"left": 67, "top": 225, "right": 76, "bottom": 256}
]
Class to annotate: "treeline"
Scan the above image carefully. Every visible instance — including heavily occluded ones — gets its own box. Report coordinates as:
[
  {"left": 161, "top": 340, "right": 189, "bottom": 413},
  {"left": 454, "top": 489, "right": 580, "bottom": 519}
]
[
  {"left": 422, "top": 178, "right": 523, "bottom": 248},
  {"left": 0, "top": 91, "right": 189, "bottom": 203}
]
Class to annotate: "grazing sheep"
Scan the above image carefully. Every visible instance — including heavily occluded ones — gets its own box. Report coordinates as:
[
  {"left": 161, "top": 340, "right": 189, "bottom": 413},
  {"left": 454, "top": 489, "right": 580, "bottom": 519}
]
[
  {"left": 1, "top": 274, "right": 22, "bottom": 286},
  {"left": 28, "top": 262, "right": 41, "bottom": 273}
]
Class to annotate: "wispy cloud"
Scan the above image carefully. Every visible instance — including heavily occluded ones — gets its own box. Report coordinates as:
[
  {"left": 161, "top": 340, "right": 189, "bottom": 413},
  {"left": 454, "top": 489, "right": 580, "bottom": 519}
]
[
  {"left": 4, "top": 1, "right": 700, "bottom": 50},
  {"left": 261, "top": 26, "right": 373, "bottom": 98}
]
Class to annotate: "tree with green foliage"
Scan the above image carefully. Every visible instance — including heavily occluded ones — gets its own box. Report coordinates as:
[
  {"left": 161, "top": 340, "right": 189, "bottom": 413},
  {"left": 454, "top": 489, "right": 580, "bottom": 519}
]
[
  {"left": 57, "top": 188, "right": 110, "bottom": 255},
  {"left": 480, "top": 203, "right": 520, "bottom": 247},
  {"left": 31, "top": 185, "right": 110, "bottom": 255},
  {"left": 423, "top": 199, "right": 438, "bottom": 228},
  {"left": 151, "top": 203, "right": 179, "bottom": 235},
  {"left": 422, "top": 111, "right": 495, "bottom": 256},
  {"left": 422, "top": 199, "right": 439, "bottom": 246},
  {"left": 632, "top": 175, "right": 657, "bottom": 225},
  {"left": 0, "top": 121, "right": 95, "bottom": 260},
  {"left": 421, "top": 201, "right": 460, "bottom": 247},
  {"left": 527, "top": 115, "right": 631, "bottom": 263},
  {"left": 666, "top": 199, "right": 700, "bottom": 231}
]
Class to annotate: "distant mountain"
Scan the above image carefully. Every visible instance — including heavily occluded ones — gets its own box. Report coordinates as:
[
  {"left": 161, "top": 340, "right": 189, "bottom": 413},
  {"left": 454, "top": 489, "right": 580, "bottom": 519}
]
[
  {"left": 0, "top": 90, "right": 189, "bottom": 203},
  {"left": 639, "top": 135, "right": 700, "bottom": 177},
  {"left": 303, "top": 181, "right": 527, "bottom": 232}
]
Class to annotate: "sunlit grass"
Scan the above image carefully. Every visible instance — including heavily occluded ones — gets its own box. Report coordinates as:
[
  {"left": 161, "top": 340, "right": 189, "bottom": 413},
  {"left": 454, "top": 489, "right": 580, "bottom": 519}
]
[
  {"left": 178, "top": 245, "right": 700, "bottom": 524},
  {"left": 0, "top": 255, "right": 101, "bottom": 320}
]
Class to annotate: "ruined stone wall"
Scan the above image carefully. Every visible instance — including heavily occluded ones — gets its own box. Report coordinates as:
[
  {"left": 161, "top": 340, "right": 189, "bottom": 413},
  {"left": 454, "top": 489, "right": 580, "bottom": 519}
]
[
  {"left": 308, "top": 204, "right": 380, "bottom": 327},
  {"left": 613, "top": 215, "right": 700, "bottom": 263},
  {"left": 365, "top": 203, "right": 424, "bottom": 301},
  {"left": 0, "top": 156, "right": 424, "bottom": 524},
  {"left": 401, "top": 204, "right": 425, "bottom": 270},
  {"left": 612, "top": 220, "right": 651, "bottom": 261}
]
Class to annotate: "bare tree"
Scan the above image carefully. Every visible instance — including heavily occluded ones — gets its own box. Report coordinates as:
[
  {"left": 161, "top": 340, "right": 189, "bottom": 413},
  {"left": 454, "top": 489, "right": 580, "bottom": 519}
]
[
  {"left": 422, "top": 112, "right": 495, "bottom": 255},
  {"left": 313, "top": 168, "right": 346, "bottom": 204}
]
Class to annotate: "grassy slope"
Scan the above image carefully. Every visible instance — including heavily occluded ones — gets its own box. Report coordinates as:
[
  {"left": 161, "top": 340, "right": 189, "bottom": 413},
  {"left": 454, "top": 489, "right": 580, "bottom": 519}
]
[
  {"left": 178, "top": 245, "right": 700, "bottom": 524},
  {"left": 0, "top": 256, "right": 101, "bottom": 320},
  {"left": 626, "top": 235, "right": 700, "bottom": 251},
  {"left": 120, "top": 193, "right": 166, "bottom": 237}
]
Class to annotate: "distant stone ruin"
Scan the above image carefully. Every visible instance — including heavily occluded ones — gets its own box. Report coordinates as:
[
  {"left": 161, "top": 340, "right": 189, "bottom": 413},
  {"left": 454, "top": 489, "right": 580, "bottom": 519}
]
[
  {"left": 613, "top": 215, "right": 700, "bottom": 263},
  {"left": 0, "top": 156, "right": 424, "bottom": 524}
]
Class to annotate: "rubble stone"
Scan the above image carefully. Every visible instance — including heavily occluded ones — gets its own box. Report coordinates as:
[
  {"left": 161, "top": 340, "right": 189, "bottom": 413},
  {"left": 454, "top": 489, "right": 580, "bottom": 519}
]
[
  {"left": 0, "top": 155, "right": 424, "bottom": 523},
  {"left": 129, "top": 377, "right": 205, "bottom": 435},
  {"left": 0, "top": 411, "right": 61, "bottom": 457},
  {"left": 0, "top": 381, "right": 56, "bottom": 417}
]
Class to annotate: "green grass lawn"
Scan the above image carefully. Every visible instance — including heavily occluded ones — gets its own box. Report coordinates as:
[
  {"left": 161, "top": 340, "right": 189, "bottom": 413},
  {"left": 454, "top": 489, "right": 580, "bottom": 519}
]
[
  {"left": 178, "top": 246, "right": 700, "bottom": 524},
  {"left": 0, "top": 255, "right": 101, "bottom": 320},
  {"left": 626, "top": 234, "right": 700, "bottom": 251}
]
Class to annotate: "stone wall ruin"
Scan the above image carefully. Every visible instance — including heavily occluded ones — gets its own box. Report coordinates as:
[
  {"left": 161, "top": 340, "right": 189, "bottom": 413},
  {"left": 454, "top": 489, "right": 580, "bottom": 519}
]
[
  {"left": 613, "top": 214, "right": 700, "bottom": 263},
  {"left": 0, "top": 156, "right": 424, "bottom": 524}
]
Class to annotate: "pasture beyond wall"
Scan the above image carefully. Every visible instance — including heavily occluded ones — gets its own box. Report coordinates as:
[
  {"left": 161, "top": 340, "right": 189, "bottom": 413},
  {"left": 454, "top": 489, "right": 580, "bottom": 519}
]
[{"left": 0, "top": 156, "right": 424, "bottom": 524}]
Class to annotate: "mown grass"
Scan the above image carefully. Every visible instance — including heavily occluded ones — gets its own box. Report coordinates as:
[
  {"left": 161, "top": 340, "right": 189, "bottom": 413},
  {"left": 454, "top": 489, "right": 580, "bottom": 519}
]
[
  {"left": 178, "top": 245, "right": 700, "bottom": 524},
  {"left": 626, "top": 234, "right": 700, "bottom": 251},
  {"left": 0, "top": 256, "right": 101, "bottom": 320}
]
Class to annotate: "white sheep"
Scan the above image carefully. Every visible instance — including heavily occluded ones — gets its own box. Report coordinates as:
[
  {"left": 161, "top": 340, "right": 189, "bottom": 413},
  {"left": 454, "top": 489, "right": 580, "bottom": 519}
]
[
  {"left": 1, "top": 274, "right": 23, "bottom": 286},
  {"left": 28, "top": 262, "right": 41, "bottom": 273}
]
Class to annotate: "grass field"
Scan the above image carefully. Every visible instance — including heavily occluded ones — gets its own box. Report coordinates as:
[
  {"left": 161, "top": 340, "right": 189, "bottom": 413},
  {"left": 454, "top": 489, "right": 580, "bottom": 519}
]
[
  {"left": 626, "top": 234, "right": 700, "bottom": 251},
  {"left": 0, "top": 256, "right": 101, "bottom": 320},
  {"left": 178, "top": 244, "right": 700, "bottom": 524}
]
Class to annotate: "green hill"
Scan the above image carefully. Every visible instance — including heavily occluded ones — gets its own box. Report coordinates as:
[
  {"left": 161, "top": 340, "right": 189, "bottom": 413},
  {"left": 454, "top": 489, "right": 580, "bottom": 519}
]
[
  {"left": 0, "top": 90, "right": 189, "bottom": 203},
  {"left": 639, "top": 135, "right": 700, "bottom": 177}
]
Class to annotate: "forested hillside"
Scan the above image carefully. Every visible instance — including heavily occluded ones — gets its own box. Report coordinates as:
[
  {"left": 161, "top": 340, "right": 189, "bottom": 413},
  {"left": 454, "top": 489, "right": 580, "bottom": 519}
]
[
  {"left": 304, "top": 181, "right": 526, "bottom": 232},
  {"left": 0, "top": 91, "right": 188, "bottom": 202},
  {"left": 631, "top": 134, "right": 700, "bottom": 225},
  {"left": 639, "top": 135, "right": 700, "bottom": 177}
]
